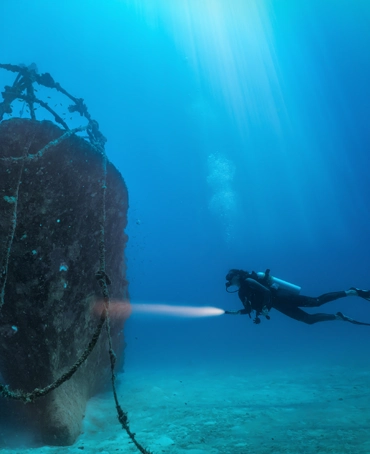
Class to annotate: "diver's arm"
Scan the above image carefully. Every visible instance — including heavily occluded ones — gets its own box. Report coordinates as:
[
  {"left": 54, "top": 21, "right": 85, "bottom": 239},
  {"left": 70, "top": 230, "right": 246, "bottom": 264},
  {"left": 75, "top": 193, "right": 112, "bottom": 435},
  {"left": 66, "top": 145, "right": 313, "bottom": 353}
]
[
  {"left": 245, "top": 278, "right": 271, "bottom": 294},
  {"left": 224, "top": 309, "right": 250, "bottom": 315}
]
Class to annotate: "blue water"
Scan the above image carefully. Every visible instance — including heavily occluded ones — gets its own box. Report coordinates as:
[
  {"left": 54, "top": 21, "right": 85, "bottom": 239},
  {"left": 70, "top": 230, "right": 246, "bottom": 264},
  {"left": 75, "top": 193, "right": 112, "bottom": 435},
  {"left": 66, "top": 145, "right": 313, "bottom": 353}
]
[{"left": 1, "top": 0, "right": 370, "bottom": 451}]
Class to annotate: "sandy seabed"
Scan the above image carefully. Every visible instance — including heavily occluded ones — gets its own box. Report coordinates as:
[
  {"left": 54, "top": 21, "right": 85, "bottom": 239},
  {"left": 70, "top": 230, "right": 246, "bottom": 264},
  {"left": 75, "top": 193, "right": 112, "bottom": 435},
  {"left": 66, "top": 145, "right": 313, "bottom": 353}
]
[{"left": 1, "top": 361, "right": 370, "bottom": 454}]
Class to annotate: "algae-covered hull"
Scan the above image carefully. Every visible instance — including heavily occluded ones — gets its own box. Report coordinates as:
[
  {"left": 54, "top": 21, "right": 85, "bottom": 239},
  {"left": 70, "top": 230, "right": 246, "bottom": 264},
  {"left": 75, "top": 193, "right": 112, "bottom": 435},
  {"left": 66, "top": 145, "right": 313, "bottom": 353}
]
[{"left": 0, "top": 118, "right": 129, "bottom": 445}]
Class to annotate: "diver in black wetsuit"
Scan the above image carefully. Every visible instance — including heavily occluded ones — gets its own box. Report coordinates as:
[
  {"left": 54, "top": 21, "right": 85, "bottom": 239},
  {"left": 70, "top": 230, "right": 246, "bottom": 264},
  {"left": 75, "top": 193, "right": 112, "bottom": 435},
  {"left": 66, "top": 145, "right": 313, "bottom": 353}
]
[{"left": 224, "top": 269, "right": 370, "bottom": 326}]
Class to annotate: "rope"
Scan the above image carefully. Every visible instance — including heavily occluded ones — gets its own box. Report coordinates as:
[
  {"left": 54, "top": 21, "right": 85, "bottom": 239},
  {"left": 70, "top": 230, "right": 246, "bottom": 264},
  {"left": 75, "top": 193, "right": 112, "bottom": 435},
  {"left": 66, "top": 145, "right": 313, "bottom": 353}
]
[
  {"left": 0, "top": 126, "right": 87, "bottom": 163},
  {"left": 0, "top": 134, "right": 33, "bottom": 313},
  {"left": 0, "top": 310, "right": 107, "bottom": 403},
  {"left": 92, "top": 136, "right": 153, "bottom": 454}
]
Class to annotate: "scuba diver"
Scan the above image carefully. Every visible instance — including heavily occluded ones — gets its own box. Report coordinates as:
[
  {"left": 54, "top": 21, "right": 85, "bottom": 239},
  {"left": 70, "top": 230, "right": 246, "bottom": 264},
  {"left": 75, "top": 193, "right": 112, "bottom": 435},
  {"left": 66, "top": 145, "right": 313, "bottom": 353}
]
[{"left": 224, "top": 269, "right": 370, "bottom": 326}]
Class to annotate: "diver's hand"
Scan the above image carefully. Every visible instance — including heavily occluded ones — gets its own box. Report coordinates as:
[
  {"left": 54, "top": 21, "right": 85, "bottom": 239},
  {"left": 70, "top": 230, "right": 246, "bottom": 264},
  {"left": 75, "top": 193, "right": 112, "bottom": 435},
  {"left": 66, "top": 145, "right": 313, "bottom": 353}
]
[
  {"left": 253, "top": 317, "right": 261, "bottom": 324},
  {"left": 224, "top": 310, "right": 241, "bottom": 315}
]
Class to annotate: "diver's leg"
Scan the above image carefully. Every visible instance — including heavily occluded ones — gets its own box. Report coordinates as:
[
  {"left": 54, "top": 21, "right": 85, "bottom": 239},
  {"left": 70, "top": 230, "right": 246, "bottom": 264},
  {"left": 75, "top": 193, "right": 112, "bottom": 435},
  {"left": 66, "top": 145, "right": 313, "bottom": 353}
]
[
  {"left": 274, "top": 294, "right": 337, "bottom": 308},
  {"left": 273, "top": 305, "right": 336, "bottom": 324},
  {"left": 292, "top": 292, "right": 347, "bottom": 308},
  {"left": 274, "top": 304, "right": 370, "bottom": 326},
  {"left": 316, "top": 291, "right": 348, "bottom": 305},
  {"left": 307, "top": 289, "right": 370, "bottom": 306}
]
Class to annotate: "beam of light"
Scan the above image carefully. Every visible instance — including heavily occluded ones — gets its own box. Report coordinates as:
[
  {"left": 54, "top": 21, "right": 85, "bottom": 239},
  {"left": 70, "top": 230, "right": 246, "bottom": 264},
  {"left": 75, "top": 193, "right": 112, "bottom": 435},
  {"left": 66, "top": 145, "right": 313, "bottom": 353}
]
[
  {"left": 127, "top": 0, "right": 285, "bottom": 137},
  {"left": 92, "top": 300, "right": 225, "bottom": 319},
  {"left": 131, "top": 304, "right": 225, "bottom": 318},
  {"left": 132, "top": 0, "right": 348, "bottom": 244}
]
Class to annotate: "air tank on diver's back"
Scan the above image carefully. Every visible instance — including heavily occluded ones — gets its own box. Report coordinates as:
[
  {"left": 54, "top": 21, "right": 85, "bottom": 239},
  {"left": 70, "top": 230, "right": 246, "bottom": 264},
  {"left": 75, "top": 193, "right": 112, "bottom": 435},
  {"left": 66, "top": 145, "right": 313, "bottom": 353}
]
[{"left": 257, "top": 271, "right": 301, "bottom": 295}]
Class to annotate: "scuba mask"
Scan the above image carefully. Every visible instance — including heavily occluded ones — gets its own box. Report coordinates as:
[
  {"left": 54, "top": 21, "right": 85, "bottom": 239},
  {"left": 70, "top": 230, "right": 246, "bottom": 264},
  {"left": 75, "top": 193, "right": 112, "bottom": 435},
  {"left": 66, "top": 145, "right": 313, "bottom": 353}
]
[{"left": 225, "top": 269, "right": 245, "bottom": 293}]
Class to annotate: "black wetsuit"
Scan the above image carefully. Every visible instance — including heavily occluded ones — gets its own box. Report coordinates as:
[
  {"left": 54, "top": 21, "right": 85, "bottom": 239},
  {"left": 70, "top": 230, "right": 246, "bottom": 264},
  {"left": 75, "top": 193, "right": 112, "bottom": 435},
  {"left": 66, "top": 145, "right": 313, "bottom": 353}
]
[{"left": 237, "top": 277, "right": 346, "bottom": 324}]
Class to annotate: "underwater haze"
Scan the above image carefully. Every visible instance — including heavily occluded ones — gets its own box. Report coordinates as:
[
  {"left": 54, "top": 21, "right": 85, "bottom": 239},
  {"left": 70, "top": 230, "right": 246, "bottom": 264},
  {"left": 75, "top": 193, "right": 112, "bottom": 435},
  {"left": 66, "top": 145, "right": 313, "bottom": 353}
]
[{"left": 1, "top": 0, "right": 370, "bottom": 453}]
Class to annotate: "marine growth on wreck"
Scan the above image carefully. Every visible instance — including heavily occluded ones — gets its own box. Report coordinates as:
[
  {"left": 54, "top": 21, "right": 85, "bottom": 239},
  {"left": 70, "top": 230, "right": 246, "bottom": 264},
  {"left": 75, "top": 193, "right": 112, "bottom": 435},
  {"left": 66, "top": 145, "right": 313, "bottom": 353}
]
[{"left": 0, "top": 63, "right": 151, "bottom": 453}]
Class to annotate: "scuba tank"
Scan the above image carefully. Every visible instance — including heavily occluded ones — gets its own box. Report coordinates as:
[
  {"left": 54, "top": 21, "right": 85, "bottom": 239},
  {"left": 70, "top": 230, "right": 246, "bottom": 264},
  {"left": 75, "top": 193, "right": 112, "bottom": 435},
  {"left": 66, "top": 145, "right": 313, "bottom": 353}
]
[{"left": 256, "top": 270, "right": 301, "bottom": 295}]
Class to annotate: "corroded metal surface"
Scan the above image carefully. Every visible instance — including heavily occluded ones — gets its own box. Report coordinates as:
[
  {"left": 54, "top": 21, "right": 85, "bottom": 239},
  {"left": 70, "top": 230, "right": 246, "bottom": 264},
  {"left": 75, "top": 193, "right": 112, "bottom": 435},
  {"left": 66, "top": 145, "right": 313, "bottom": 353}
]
[{"left": 0, "top": 118, "right": 129, "bottom": 445}]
